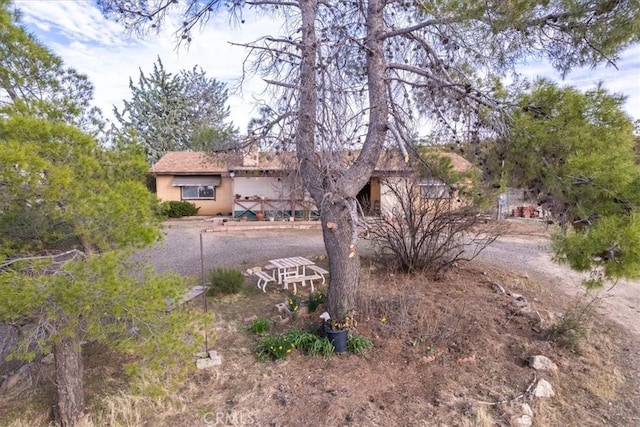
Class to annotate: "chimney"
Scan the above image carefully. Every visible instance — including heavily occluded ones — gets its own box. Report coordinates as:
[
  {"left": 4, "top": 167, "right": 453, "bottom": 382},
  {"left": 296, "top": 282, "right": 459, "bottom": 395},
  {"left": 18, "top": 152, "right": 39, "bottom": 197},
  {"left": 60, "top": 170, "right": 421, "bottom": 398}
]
[{"left": 242, "top": 138, "right": 259, "bottom": 167}]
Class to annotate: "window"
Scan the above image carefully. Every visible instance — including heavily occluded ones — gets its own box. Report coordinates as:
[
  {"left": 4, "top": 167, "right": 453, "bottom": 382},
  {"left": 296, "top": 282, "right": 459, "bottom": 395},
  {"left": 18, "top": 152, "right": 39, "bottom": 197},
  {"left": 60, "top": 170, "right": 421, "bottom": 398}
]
[
  {"left": 172, "top": 175, "right": 220, "bottom": 200},
  {"left": 419, "top": 179, "right": 450, "bottom": 199},
  {"left": 182, "top": 185, "right": 215, "bottom": 199}
]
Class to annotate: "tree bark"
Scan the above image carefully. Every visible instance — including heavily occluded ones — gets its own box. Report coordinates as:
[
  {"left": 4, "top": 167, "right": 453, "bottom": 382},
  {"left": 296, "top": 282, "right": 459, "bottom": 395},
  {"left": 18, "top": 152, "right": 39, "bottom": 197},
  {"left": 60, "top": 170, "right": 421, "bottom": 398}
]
[
  {"left": 54, "top": 333, "right": 85, "bottom": 427},
  {"left": 322, "top": 203, "right": 361, "bottom": 317}
]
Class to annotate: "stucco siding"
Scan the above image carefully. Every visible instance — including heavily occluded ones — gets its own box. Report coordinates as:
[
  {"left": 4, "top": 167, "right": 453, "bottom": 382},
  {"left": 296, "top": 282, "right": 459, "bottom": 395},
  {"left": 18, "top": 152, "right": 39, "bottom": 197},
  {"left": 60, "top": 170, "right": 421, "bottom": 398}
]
[{"left": 155, "top": 175, "right": 233, "bottom": 216}]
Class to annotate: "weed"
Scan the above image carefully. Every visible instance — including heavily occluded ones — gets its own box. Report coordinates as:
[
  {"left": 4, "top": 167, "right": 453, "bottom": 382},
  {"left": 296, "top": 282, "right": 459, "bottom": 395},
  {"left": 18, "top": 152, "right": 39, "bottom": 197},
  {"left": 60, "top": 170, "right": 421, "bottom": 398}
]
[
  {"left": 308, "top": 337, "right": 335, "bottom": 359},
  {"left": 284, "top": 330, "right": 333, "bottom": 359},
  {"left": 247, "top": 317, "right": 271, "bottom": 335},
  {"left": 287, "top": 291, "right": 300, "bottom": 319},
  {"left": 306, "top": 290, "right": 326, "bottom": 313},
  {"left": 544, "top": 296, "right": 599, "bottom": 352},
  {"left": 347, "top": 335, "right": 373, "bottom": 355},
  {"left": 207, "top": 268, "right": 244, "bottom": 296}
]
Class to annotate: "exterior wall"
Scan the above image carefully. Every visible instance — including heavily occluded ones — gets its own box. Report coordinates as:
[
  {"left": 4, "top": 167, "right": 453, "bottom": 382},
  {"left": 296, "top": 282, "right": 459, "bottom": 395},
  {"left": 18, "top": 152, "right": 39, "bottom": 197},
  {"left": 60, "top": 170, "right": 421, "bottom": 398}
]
[
  {"left": 155, "top": 175, "right": 233, "bottom": 216},
  {"left": 232, "top": 177, "right": 288, "bottom": 200},
  {"left": 231, "top": 176, "right": 317, "bottom": 218},
  {"left": 379, "top": 177, "right": 404, "bottom": 218}
]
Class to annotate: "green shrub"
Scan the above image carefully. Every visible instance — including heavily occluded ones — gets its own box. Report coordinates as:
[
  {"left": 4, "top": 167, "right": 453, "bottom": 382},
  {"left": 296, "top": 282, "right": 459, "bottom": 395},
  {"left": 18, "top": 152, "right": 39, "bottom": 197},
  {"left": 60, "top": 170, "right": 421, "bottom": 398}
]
[
  {"left": 543, "top": 297, "right": 597, "bottom": 352},
  {"left": 347, "top": 335, "right": 373, "bottom": 355},
  {"left": 306, "top": 290, "right": 326, "bottom": 313},
  {"left": 207, "top": 268, "right": 244, "bottom": 296},
  {"left": 161, "top": 201, "right": 200, "bottom": 218},
  {"left": 247, "top": 317, "right": 271, "bottom": 335}
]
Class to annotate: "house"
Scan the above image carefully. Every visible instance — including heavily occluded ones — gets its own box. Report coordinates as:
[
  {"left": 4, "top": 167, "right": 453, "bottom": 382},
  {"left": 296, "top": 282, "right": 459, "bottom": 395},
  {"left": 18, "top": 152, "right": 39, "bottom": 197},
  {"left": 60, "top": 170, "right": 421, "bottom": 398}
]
[{"left": 150, "top": 148, "right": 472, "bottom": 218}]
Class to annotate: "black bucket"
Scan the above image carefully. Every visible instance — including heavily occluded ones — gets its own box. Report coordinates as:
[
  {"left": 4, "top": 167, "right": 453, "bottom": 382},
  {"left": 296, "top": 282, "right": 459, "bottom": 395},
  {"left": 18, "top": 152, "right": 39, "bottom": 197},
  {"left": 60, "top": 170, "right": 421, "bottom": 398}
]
[{"left": 326, "top": 329, "right": 348, "bottom": 353}]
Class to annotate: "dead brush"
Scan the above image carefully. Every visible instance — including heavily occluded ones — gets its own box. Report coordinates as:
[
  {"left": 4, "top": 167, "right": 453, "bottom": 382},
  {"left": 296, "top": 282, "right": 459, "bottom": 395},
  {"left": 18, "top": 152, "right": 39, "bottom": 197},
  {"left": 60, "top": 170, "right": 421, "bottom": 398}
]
[
  {"left": 356, "top": 273, "right": 418, "bottom": 336},
  {"left": 357, "top": 271, "right": 468, "bottom": 353}
]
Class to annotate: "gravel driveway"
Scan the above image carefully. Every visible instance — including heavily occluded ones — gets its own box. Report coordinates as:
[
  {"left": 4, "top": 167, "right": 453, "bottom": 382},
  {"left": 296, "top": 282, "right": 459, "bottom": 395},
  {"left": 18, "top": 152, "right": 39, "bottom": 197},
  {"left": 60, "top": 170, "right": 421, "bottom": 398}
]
[{"left": 139, "top": 219, "right": 329, "bottom": 277}]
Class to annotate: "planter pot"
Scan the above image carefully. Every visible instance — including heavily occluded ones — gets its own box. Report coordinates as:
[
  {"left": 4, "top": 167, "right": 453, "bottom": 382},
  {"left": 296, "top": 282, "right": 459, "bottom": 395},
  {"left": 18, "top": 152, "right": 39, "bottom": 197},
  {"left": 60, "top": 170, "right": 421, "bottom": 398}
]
[{"left": 326, "top": 329, "right": 348, "bottom": 354}]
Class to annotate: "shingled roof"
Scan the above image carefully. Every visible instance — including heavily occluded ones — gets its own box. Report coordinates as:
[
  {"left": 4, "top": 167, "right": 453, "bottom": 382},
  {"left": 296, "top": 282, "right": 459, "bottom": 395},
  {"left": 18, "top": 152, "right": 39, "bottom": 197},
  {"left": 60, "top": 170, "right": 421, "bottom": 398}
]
[{"left": 150, "top": 150, "right": 472, "bottom": 174}]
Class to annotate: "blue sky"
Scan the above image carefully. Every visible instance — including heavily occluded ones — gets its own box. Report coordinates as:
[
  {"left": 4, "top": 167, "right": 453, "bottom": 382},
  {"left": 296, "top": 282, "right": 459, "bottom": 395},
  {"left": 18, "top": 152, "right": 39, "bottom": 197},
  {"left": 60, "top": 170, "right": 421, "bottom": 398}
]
[{"left": 13, "top": 1, "right": 640, "bottom": 132}]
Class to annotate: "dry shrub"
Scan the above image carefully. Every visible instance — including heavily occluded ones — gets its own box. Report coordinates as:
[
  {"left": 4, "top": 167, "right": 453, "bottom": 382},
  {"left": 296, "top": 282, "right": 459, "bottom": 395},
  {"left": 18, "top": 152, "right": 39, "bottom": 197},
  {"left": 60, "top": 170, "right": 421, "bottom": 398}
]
[
  {"left": 364, "top": 177, "right": 507, "bottom": 277},
  {"left": 543, "top": 294, "right": 600, "bottom": 352},
  {"left": 459, "top": 404, "right": 495, "bottom": 427}
]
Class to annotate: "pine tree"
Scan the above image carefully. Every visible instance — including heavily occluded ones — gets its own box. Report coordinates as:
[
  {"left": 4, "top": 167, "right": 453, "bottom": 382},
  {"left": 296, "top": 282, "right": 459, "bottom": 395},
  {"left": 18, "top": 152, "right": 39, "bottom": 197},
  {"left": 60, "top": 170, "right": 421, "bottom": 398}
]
[
  {"left": 502, "top": 81, "right": 640, "bottom": 286},
  {"left": 0, "top": 115, "right": 198, "bottom": 426},
  {"left": 113, "top": 57, "right": 238, "bottom": 162}
]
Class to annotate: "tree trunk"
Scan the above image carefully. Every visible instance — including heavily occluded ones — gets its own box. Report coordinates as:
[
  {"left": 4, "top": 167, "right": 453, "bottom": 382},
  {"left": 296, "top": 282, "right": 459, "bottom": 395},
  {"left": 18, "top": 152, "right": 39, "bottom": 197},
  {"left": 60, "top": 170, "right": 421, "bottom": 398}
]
[
  {"left": 54, "top": 333, "right": 85, "bottom": 427},
  {"left": 322, "top": 203, "right": 361, "bottom": 318}
]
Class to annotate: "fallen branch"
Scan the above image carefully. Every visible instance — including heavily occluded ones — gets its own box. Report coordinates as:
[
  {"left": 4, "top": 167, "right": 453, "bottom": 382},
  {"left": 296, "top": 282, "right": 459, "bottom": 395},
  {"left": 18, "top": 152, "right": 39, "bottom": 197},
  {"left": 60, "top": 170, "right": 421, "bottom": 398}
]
[{"left": 472, "top": 373, "right": 537, "bottom": 406}]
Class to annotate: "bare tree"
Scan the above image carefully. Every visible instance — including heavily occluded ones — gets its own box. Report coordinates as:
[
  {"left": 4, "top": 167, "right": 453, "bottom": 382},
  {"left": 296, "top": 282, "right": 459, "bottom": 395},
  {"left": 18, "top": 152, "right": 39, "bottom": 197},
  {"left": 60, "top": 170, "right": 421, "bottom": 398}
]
[{"left": 98, "top": 0, "right": 639, "bottom": 318}]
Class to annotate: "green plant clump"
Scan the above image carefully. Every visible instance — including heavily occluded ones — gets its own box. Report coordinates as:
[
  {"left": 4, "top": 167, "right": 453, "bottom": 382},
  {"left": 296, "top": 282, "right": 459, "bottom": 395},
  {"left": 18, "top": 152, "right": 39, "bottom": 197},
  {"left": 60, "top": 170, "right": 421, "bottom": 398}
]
[
  {"left": 247, "top": 317, "right": 271, "bottom": 335},
  {"left": 347, "top": 335, "right": 374, "bottom": 355},
  {"left": 207, "top": 268, "right": 244, "bottom": 296},
  {"left": 543, "top": 312, "right": 588, "bottom": 352},
  {"left": 306, "top": 290, "right": 326, "bottom": 313},
  {"left": 287, "top": 291, "right": 300, "bottom": 319},
  {"left": 255, "top": 334, "right": 296, "bottom": 361},
  {"left": 284, "top": 329, "right": 332, "bottom": 358},
  {"left": 161, "top": 200, "right": 200, "bottom": 218}
]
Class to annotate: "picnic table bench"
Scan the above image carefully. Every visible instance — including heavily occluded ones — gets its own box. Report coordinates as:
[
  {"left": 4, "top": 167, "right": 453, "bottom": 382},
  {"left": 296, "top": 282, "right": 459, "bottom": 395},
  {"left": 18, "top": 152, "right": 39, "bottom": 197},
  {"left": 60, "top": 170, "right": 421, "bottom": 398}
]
[
  {"left": 283, "top": 273, "right": 322, "bottom": 293},
  {"left": 254, "top": 270, "right": 276, "bottom": 292}
]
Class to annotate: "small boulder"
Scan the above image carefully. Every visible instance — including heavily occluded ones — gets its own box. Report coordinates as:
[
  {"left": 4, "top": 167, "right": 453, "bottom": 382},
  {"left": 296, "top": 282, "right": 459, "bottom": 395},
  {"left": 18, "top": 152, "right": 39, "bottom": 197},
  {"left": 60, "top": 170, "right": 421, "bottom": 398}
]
[
  {"left": 529, "top": 355, "right": 557, "bottom": 372},
  {"left": 207, "top": 350, "right": 223, "bottom": 366},
  {"left": 510, "top": 415, "right": 533, "bottom": 427},
  {"left": 532, "top": 379, "right": 555, "bottom": 398},
  {"left": 492, "top": 283, "right": 506, "bottom": 293},
  {"left": 521, "top": 403, "right": 534, "bottom": 417}
]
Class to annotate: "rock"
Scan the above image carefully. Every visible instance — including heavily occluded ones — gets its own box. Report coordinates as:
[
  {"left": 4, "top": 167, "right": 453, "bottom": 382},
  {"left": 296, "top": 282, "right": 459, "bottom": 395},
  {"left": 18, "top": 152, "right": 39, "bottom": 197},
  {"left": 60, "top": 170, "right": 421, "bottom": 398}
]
[
  {"left": 532, "top": 379, "right": 555, "bottom": 398},
  {"left": 419, "top": 355, "right": 435, "bottom": 364},
  {"left": 513, "top": 296, "right": 528, "bottom": 307},
  {"left": 275, "top": 303, "right": 290, "bottom": 315},
  {"left": 207, "top": 350, "right": 223, "bottom": 365},
  {"left": 529, "top": 355, "right": 557, "bottom": 372},
  {"left": 41, "top": 353, "right": 54, "bottom": 365},
  {"left": 0, "top": 363, "right": 32, "bottom": 397},
  {"left": 492, "top": 283, "right": 506, "bottom": 293},
  {"left": 510, "top": 414, "right": 533, "bottom": 427},
  {"left": 243, "top": 314, "right": 258, "bottom": 322},
  {"left": 196, "top": 357, "right": 220, "bottom": 370},
  {"left": 521, "top": 403, "right": 534, "bottom": 417}
]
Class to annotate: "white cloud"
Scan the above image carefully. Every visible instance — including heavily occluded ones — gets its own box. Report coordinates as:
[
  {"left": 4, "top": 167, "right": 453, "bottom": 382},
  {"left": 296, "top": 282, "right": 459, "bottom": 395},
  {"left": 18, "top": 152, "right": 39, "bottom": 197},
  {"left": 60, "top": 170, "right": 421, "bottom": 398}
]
[
  {"left": 12, "top": 1, "right": 640, "bottom": 134},
  {"left": 14, "top": 0, "right": 278, "bottom": 131}
]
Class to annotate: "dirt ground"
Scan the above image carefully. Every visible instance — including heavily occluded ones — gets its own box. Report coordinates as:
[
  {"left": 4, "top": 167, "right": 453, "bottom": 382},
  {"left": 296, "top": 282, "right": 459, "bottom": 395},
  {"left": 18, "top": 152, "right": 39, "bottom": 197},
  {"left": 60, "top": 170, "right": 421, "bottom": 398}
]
[{"left": 2, "top": 219, "right": 640, "bottom": 426}]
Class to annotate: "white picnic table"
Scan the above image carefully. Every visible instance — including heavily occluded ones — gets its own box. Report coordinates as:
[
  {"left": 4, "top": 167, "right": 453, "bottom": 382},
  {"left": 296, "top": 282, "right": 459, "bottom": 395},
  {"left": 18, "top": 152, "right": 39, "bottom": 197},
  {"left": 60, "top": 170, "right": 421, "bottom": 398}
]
[
  {"left": 268, "top": 256, "right": 315, "bottom": 283},
  {"left": 263, "top": 256, "right": 328, "bottom": 293}
]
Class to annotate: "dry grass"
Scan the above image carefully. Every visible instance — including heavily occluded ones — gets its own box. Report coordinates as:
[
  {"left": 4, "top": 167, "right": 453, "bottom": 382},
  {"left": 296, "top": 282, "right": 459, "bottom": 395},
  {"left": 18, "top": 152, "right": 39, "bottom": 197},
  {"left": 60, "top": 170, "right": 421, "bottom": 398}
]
[{"left": 1, "top": 257, "right": 640, "bottom": 426}]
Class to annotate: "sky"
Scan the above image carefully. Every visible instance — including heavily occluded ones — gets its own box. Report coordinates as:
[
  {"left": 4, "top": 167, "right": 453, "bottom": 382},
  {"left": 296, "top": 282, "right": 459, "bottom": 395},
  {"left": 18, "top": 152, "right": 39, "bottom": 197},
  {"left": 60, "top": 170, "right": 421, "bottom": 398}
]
[{"left": 12, "top": 1, "right": 640, "bottom": 133}]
